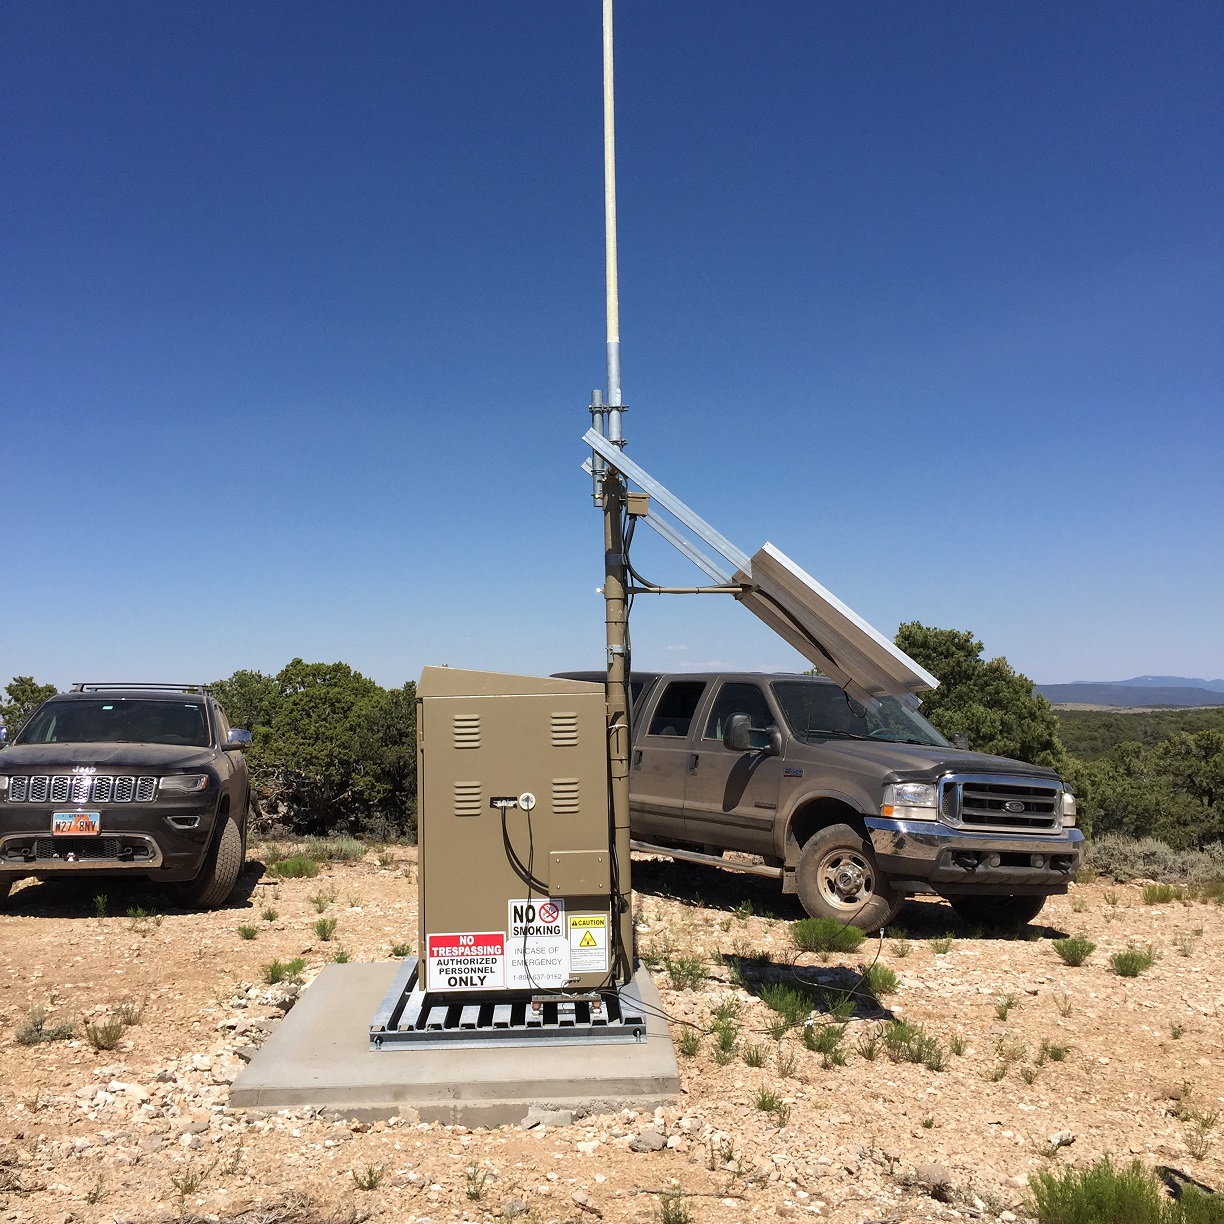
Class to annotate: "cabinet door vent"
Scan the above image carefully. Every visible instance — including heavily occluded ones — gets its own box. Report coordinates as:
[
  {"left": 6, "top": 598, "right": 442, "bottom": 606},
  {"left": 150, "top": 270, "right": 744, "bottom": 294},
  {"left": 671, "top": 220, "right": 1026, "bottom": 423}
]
[
  {"left": 452, "top": 715, "right": 481, "bottom": 750},
  {"left": 550, "top": 711, "right": 580, "bottom": 747},
  {"left": 552, "top": 778, "right": 580, "bottom": 815},
  {"left": 453, "top": 781, "right": 482, "bottom": 817}
]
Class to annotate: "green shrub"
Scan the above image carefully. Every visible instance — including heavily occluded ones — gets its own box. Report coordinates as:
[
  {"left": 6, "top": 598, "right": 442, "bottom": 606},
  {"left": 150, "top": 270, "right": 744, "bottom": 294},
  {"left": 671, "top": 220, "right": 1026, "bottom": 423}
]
[
  {"left": 390, "top": 942, "right": 412, "bottom": 958},
  {"left": 1052, "top": 935, "right": 1096, "bottom": 966},
  {"left": 237, "top": 924, "right": 258, "bottom": 941},
  {"left": 862, "top": 963, "right": 897, "bottom": 996},
  {"left": 15, "top": 1006, "right": 75, "bottom": 1045},
  {"left": 1111, "top": 946, "right": 1157, "bottom": 977},
  {"left": 304, "top": 836, "right": 366, "bottom": 863},
  {"left": 1084, "top": 836, "right": 1224, "bottom": 884},
  {"left": 883, "top": 1019, "right": 945, "bottom": 1071},
  {"left": 666, "top": 956, "right": 706, "bottom": 991},
  {"left": 802, "top": 1023, "right": 846, "bottom": 1067},
  {"left": 1143, "top": 883, "right": 1182, "bottom": 905},
  {"left": 791, "top": 918, "right": 865, "bottom": 956},
  {"left": 84, "top": 1017, "right": 127, "bottom": 1051},
  {"left": 758, "top": 983, "right": 816, "bottom": 1026},
  {"left": 1028, "top": 1156, "right": 1166, "bottom": 1224},
  {"left": 676, "top": 1029, "right": 701, "bottom": 1058},
  {"left": 262, "top": 956, "right": 306, "bottom": 985},
  {"left": 313, "top": 917, "right": 338, "bottom": 942},
  {"left": 268, "top": 855, "right": 319, "bottom": 880}
]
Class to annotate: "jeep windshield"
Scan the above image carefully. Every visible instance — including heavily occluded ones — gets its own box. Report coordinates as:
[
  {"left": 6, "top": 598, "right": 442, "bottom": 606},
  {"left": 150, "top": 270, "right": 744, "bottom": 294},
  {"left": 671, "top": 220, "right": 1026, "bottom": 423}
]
[
  {"left": 17, "top": 700, "right": 211, "bottom": 747},
  {"left": 771, "top": 681, "right": 949, "bottom": 748}
]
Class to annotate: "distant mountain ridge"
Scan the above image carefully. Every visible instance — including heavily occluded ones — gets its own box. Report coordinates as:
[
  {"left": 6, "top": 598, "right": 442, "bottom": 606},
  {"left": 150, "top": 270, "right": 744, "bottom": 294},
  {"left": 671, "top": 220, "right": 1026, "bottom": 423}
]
[
  {"left": 1038, "top": 677, "right": 1224, "bottom": 708},
  {"left": 1110, "top": 675, "right": 1224, "bottom": 692}
]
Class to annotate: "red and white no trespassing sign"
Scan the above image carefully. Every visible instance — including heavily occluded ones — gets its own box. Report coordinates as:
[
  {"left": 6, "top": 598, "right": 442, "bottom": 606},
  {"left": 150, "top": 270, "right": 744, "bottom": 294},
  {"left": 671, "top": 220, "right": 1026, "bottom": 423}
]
[{"left": 425, "top": 932, "right": 506, "bottom": 992}]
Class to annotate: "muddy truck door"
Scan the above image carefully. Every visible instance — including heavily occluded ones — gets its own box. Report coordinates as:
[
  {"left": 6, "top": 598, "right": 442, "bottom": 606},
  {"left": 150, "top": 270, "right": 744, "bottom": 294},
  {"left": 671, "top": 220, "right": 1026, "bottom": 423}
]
[
  {"left": 682, "top": 678, "right": 782, "bottom": 857},
  {"left": 630, "top": 677, "right": 709, "bottom": 842}
]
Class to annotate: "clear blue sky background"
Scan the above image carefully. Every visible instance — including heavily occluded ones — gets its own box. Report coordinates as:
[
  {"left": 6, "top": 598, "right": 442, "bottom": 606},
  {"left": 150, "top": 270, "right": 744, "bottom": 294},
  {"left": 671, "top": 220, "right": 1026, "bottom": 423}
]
[{"left": 3, "top": 1, "right": 1221, "bottom": 693}]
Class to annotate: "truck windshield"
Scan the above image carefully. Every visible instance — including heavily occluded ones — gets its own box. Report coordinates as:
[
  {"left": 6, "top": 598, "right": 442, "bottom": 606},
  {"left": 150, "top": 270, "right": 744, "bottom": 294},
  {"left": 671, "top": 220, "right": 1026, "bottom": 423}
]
[
  {"left": 771, "top": 682, "right": 949, "bottom": 748},
  {"left": 18, "top": 700, "right": 211, "bottom": 747}
]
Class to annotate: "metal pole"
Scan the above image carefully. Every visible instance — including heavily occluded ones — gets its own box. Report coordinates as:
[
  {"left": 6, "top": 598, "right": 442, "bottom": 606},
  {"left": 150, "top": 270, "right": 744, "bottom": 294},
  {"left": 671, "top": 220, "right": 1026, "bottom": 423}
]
[
  {"left": 602, "top": 0, "right": 623, "bottom": 439},
  {"left": 600, "top": 0, "right": 633, "bottom": 985}
]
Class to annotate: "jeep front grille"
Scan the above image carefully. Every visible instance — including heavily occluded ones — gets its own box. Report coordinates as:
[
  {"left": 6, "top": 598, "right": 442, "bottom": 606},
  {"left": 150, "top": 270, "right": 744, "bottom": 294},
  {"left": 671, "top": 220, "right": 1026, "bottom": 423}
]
[
  {"left": 6, "top": 775, "right": 160, "bottom": 804},
  {"left": 939, "top": 775, "right": 1061, "bottom": 832}
]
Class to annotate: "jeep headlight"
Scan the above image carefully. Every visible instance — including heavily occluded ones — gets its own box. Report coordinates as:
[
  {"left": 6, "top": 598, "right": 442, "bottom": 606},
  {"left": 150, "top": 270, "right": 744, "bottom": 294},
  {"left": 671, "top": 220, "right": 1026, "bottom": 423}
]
[
  {"left": 159, "top": 774, "right": 209, "bottom": 794},
  {"left": 1060, "top": 790, "right": 1077, "bottom": 827},
  {"left": 882, "top": 782, "right": 937, "bottom": 817},
  {"left": 0, "top": 776, "right": 8, "bottom": 795}
]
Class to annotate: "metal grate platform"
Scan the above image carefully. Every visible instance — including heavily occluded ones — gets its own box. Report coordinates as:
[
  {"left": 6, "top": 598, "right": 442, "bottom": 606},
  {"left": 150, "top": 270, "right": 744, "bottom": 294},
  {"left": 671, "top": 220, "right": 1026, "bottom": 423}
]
[{"left": 369, "top": 958, "right": 648, "bottom": 1050}]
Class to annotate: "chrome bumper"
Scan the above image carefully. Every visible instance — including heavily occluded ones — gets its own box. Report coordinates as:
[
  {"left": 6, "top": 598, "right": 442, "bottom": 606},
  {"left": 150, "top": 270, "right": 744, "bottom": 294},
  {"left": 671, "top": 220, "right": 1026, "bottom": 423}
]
[{"left": 865, "top": 817, "right": 1083, "bottom": 894}]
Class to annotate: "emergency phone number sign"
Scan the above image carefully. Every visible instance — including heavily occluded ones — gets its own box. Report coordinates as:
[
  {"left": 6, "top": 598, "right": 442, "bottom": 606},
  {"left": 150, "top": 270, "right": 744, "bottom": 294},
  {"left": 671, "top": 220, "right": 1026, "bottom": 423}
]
[{"left": 425, "top": 932, "right": 505, "bottom": 992}]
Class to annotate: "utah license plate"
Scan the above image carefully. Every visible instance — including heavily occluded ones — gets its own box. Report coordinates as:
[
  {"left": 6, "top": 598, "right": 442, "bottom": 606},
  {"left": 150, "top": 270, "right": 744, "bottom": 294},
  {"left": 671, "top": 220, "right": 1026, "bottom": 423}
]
[{"left": 52, "top": 812, "right": 100, "bottom": 835}]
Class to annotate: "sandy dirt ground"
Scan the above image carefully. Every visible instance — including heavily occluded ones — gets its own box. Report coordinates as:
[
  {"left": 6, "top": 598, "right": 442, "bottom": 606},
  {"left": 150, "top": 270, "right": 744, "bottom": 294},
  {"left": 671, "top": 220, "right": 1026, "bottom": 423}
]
[{"left": 0, "top": 845, "right": 1220, "bottom": 1224}]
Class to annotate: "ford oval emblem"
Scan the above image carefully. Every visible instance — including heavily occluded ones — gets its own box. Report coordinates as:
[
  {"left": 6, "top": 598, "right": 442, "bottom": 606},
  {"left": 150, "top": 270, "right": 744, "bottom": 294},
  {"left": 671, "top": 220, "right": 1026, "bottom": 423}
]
[{"left": 1004, "top": 800, "right": 1026, "bottom": 813}]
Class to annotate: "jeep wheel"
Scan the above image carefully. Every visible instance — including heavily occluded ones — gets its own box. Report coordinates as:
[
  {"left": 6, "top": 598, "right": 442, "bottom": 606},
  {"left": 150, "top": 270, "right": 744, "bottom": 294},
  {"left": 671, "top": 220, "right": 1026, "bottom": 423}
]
[
  {"left": 796, "top": 823, "right": 902, "bottom": 931},
  {"left": 177, "top": 812, "right": 243, "bottom": 910},
  {"left": 949, "top": 894, "right": 1046, "bottom": 930}
]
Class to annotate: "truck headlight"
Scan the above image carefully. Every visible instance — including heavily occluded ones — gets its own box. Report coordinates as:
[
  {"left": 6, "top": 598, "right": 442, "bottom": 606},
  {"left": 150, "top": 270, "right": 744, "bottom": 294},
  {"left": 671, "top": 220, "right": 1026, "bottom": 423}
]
[
  {"left": 159, "top": 774, "right": 209, "bottom": 794},
  {"left": 882, "top": 782, "right": 937, "bottom": 817},
  {"left": 1060, "top": 790, "right": 1077, "bottom": 827},
  {"left": 0, "top": 776, "right": 8, "bottom": 795}
]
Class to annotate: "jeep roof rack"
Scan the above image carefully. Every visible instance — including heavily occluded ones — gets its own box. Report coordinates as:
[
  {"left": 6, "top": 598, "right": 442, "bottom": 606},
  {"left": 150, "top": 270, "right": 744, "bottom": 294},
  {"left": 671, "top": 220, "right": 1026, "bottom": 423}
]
[{"left": 70, "top": 682, "right": 212, "bottom": 694}]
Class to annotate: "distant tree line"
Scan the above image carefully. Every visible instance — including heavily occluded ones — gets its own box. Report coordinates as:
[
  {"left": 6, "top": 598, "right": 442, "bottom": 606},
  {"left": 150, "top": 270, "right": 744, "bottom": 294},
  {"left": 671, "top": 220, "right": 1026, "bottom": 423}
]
[
  {"left": 3, "top": 629, "right": 1220, "bottom": 849},
  {"left": 896, "top": 623, "right": 1223, "bottom": 850}
]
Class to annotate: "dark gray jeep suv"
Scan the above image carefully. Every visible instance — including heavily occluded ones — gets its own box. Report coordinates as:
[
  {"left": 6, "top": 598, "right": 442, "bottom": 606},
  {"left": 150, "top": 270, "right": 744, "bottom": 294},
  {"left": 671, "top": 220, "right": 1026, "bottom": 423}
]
[{"left": 0, "top": 684, "right": 252, "bottom": 908}]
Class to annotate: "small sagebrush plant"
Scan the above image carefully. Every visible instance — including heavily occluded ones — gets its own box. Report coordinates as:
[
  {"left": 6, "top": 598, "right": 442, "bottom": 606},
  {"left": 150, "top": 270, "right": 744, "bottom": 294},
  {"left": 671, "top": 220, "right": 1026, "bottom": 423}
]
[
  {"left": 313, "top": 917, "right": 338, "bottom": 942},
  {"left": 759, "top": 983, "right": 816, "bottom": 1027},
  {"left": 862, "top": 963, "right": 898, "bottom": 997},
  {"left": 741, "top": 1042, "right": 766, "bottom": 1068},
  {"left": 666, "top": 955, "right": 706, "bottom": 991},
  {"left": 85, "top": 1016, "right": 127, "bottom": 1051},
  {"left": 262, "top": 957, "right": 306, "bottom": 985},
  {"left": 676, "top": 1029, "right": 701, "bottom": 1058},
  {"left": 931, "top": 936, "right": 953, "bottom": 954},
  {"left": 268, "top": 855, "right": 319, "bottom": 880},
  {"left": 802, "top": 1022, "right": 847, "bottom": 1068},
  {"left": 1052, "top": 935, "right": 1097, "bottom": 966},
  {"left": 351, "top": 1163, "right": 385, "bottom": 1191},
  {"left": 305, "top": 836, "right": 365, "bottom": 863},
  {"left": 657, "top": 1185, "right": 691, "bottom": 1224},
  {"left": 237, "top": 924, "right": 258, "bottom": 941},
  {"left": 1111, "top": 945, "right": 1157, "bottom": 978},
  {"left": 114, "top": 994, "right": 146, "bottom": 1026},
  {"left": 16, "top": 1006, "right": 76, "bottom": 1045},
  {"left": 390, "top": 942, "right": 413, "bottom": 958},
  {"left": 791, "top": 917, "right": 865, "bottom": 957},
  {"left": 1142, "top": 883, "right": 1181, "bottom": 905},
  {"left": 1024, "top": 1155, "right": 1224, "bottom": 1224}
]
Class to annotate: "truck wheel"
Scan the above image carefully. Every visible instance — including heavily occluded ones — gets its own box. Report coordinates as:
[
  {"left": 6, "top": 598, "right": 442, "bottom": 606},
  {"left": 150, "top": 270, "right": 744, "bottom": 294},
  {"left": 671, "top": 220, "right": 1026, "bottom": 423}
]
[
  {"left": 177, "top": 812, "right": 243, "bottom": 910},
  {"left": 796, "top": 823, "right": 902, "bottom": 931},
  {"left": 0, "top": 879, "right": 10, "bottom": 905},
  {"left": 949, "top": 894, "right": 1046, "bottom": 930}
]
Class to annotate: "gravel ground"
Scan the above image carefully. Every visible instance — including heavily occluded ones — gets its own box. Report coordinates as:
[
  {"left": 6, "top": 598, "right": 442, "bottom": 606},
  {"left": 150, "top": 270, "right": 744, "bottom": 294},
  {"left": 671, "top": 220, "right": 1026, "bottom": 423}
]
[{"left": 0, "top": 845, "right": 1220, "bottom": 1224}]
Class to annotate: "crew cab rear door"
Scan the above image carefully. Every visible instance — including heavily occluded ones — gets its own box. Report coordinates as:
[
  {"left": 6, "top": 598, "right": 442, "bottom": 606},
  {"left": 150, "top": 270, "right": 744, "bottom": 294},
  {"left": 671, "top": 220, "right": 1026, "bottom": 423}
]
[
  {"left": 630, "top": 678, "right": 709, "bottom": 841},
  {"left": 682, "top": 679, "right": 783, "bottom": 856}
]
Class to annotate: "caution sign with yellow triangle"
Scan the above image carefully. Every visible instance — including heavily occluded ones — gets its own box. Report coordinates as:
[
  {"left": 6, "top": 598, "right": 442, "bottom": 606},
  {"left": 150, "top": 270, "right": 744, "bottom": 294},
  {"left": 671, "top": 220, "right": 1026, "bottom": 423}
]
[{"left": 567, "top": 913, "right": 608, "bottom": 973}]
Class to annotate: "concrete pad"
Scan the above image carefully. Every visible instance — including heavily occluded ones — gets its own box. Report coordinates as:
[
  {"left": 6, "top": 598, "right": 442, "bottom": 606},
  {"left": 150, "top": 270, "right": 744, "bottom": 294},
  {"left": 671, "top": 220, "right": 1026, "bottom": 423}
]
[{"left": 230, "top": 963, "right": 679, "bottom": 1126}]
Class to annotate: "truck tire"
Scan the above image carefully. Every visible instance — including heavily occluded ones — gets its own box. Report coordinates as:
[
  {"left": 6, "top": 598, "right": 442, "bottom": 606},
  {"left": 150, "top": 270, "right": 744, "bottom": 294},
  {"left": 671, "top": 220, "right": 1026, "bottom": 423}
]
[
  {"left": 949, "top": 894, "right": 1046, "bottom": 930},
  {"left": 796, "top": 823, "right": 902, "bottom": 931},
  {"left": 177, "top": 812, "right": 243, "bottom": 910},
  {"left": 0, "top": 879, "right": 10, "bottom": 905}
]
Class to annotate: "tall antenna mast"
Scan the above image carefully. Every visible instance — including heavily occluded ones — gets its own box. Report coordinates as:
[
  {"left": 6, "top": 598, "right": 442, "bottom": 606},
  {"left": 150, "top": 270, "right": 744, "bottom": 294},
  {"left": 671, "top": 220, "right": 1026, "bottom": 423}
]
[{"left": 593, "top": 0, "right": 633, "bottom": 986}]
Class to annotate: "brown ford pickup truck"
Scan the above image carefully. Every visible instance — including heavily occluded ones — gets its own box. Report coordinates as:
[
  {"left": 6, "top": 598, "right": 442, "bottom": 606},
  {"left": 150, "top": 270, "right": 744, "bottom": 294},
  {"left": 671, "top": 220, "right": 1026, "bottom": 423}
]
[{"left": 566, "top": 671, "right": 1083, "bottom": 930}]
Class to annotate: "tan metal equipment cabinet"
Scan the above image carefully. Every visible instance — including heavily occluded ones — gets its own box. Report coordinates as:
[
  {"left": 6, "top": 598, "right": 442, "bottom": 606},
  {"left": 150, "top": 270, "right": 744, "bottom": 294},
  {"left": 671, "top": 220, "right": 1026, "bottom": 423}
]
[{"left": 417, "top": 668, "right": 615, "bottom": 995}]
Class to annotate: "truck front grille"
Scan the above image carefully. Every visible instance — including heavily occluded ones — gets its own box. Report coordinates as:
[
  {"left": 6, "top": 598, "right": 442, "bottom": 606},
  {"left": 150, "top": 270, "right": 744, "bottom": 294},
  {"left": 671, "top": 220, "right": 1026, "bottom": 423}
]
[
  {"left": 6, "top": 775, "right": 159, "bottom": 804},
  {"left": 940, "top": 775, "right": 1061, "bottom": 832}
]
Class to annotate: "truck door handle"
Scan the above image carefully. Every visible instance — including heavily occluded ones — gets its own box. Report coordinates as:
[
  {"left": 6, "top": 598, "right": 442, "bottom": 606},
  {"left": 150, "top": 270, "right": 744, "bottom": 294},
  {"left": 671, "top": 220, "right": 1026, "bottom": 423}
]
[
  {"left": 688, "top": 753, "right": 699, "bottom": 774},
  {"left": 632, "top": 749, "right": 642, "bottom": 769}
]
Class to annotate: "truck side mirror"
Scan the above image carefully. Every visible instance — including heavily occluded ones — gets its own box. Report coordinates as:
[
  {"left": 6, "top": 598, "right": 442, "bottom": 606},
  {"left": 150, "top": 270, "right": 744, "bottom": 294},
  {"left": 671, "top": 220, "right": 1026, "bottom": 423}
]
[
  {"left": 227, "top": 728, "right": 253, "bottom": 750},
  {"left": 723, "top": 713, "right": 753, "bottom": 752},
  {"left": 767, "top": 727, "right": 783, "bottom": 757},
  {"left": 951, "top": 732, "right": 969, "bottom": 751}
]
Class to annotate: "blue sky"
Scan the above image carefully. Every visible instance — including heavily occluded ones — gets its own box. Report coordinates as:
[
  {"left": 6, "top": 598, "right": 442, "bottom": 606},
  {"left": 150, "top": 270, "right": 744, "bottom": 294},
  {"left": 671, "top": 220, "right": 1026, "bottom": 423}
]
[{"left": 2, "top": 1, "right": 1221, "bottom": 694}]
